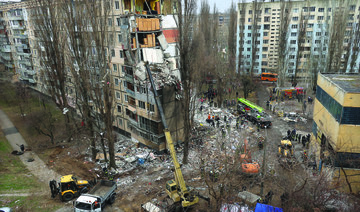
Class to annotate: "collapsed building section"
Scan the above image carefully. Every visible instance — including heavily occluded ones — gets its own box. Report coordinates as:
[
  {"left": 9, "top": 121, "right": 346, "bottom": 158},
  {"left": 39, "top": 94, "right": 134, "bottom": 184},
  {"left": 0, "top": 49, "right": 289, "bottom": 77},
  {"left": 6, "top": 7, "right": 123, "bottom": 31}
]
[{"left": 112, "top": 0, "right": 182, "bottom": 152}]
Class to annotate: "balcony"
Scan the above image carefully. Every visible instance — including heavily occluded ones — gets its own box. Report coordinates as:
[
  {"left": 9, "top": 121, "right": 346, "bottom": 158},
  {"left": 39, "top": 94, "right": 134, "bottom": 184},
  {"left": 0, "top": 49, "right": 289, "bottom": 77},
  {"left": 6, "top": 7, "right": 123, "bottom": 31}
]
[
  {"left": 13, "top": 34, "right": 27, "bottom": 39},
  {"left": 126, "top": 88, "right": 135, "bottom": 97},
  {"left": 1, "top": 46, "right": 11, "bottom": 52},
  {"left": 2, "top": 56, "right": 11, "bottom": 61},
  {"left": 26, "top": 70, "right": 36, "bottom": 75},
  {"left": 12, "top": 25, "right": 25, "bottom": 30},
  {"left": 8, "top": 16, "right": 23, "bottom": 21},
  {"left": 124, "top": 74, "right": 134, "bottom": 82},
  {"left": 127, "top": 117, "right": 138, "bottom": 127}
]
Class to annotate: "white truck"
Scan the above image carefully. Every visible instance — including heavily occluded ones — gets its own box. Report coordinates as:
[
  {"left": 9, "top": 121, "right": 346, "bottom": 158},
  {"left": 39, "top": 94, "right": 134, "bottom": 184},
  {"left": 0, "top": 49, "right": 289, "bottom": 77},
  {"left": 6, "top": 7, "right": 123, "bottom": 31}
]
[{"left": 73, "top": 180, "right": 117, "bottom": 212}]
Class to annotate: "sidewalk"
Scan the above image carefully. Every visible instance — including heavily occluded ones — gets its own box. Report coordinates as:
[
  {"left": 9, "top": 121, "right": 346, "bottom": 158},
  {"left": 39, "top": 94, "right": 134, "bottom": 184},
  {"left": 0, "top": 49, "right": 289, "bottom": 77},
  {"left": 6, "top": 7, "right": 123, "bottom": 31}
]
[{"left": 0, "top": 109, "right": 61, "bottom": 183}]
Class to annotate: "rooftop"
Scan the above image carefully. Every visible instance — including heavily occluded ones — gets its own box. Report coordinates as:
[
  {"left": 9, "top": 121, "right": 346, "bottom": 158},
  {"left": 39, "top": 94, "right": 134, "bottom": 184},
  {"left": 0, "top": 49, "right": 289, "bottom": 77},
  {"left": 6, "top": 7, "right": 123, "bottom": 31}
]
[{"left": 323, "top": 74, "right": 360, "bottom": 93}]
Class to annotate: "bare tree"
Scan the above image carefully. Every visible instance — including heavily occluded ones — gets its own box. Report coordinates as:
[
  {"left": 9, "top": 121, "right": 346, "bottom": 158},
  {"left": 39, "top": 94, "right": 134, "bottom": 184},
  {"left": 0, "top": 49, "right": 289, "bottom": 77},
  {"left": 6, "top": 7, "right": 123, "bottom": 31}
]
[
  {"left": 277, "top": 0, "right": 292, "bottom": 87},
  {"left": 294, "top": 7, "right": 308, "bottom": 81},
  {"left": 176, "top": 0, "right": 197, "bottom": 164},
  {"left": 29, "top": 0, "right": 74, "bottom": 140},
  {"left": 228, "top": 2, "right": 237, "bottom": 73},
  {"left": 347, "top": 9, "right": 360, "bottom": 73},
  {"left": 249, "top": 0, "right": 262, "bottom": 77},
  {"left": 326, "top": 3, "right": 349, "bottom": 73},
  {"left": 236, "top": 0, "right": 246, "bottom": 75}
]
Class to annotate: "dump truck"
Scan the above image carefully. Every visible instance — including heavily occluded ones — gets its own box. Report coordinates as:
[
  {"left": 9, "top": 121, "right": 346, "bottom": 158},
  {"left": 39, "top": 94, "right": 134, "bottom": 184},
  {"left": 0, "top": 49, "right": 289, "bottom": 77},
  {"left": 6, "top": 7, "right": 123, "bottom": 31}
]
[{"left": 73, "top": 180, "right": 117, "bottom": 212}]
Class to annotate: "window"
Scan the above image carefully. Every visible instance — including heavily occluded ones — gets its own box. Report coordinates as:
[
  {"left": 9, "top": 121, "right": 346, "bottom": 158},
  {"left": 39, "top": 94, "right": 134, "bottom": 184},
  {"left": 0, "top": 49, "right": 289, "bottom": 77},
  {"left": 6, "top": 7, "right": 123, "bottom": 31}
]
[
  {"left": 291, "top": 24, "right": 298, "bottom": 29},
  {"left": 348, "top": 14, "right": 354, "bottom": 21},
  {"left": 290, "top": 40, "right": 296, "bottom": 44},
  {"left": 111, "top": 49, "right": 115, "bottom": 57},
  {"left": 291, "top": 32, "right": 297, "bottom": 37},
  {"left": 263, "top": 40, "right": 269, "bottom": 44},
  {"left": 264, "top": 17, "right": 270, "bottom": 22},
  {"left": 113, "top": 64, "right": 117, "bottom": 72},
  {"left": 248, "top": 18, "right": 252, "bottom": 22},
  {"left": 249, "top": 10, "right": 252, "bottom": 14},
  {"left": 350, "top": 5, "right": 356, "bottom": 11},
  {"left": 115, "top": 1, "right": 120, "bottom": 9},
  {"left": 118, "top": 34, "right": 122, "bottom": 42},
  {"left": 124, "top": 95, "right": 128, "bottom": 102},
  {"left": 262, "top": 54, "right": 267, "bottom": 58},
  {"left": 108, "top": 18, "right": 112, "bottom": 26},
  {"left": 323, "top": 47, "right": 327, "bottom": 51},
  {"left": 316, "top": 32, "right": 321, "bottom": 36},
  {"left": 347, "top": 22, "right": 353, "bottom": 27},
  {"left": 288, "top": 69, "right": 294, "bottom": 73},
  {"left": 148, "top": 103, "right": 155, "bottom": 112},
  {"left": 292, "top": 17, "right": 298, "bottom": 21},
  {"left": 265, "top": 8, "right": 271, "bottom": 14},
  {"left": 306, "top": 31, "right": 312, "bottom": 36},
  {"left": 261, "top": 61, "right": 268, "bottom": 66},
  {"left": 290, "top": 47, "right": 296, "bottom": 51},
  {"left": 263, "top": 32, "right": 268, "bottom": 36},
  {"left": 115, "top": 78, "right": 119, "bottom": 85},
  {"left": 262, "top": 47, "right": 268, "bottom": 51},
  {"left": 293, "top": 8, "right": 298, "bottom": 13},
  {"left": 289, "top": 55, "right": 295, "bottom": 59},
  {"left": 309, "top": 15, "right": 314, "bottom": 20},
  {"left": 317, "top": 16, "right": 324, "bottom": 20},
  {"left": 138, "top": 101, "right": 145, "bottom": 109},
  {"left": 247, "top": 33, "right": 251, "bottom": 37},
  {"left": 309, "top": 7, "right": 315, "bottom": 12},
  {"left": 248, "top": 26, "right": 252, "bottom": 30},
  {"left": 116, "top": 92, "right": 120, "bottom": 99},
  {"left": 119, "top": 50, "right": 124, "bottom": 58},
  {"left": 264, "top": 24, "right": 270, "bottom": 30},
  {"left": 307, "top": 24, "right": 314, "bottom": 28},
  {"left": 117, "top": 18, "right": 121, "bottom": 26},
  {"left": 303, "top": 7, "right": 308, "bottom": 12},
  {"left": 246, "top": 40, "right": 251, "bottom": 44},
  {"left": 246, "top": 55, "right": 250, "bottom": 58},
  {"left": 247, "top": 48, "right": 251, "bottom": 51},
  {"left": 318, "top": 8, "right": 324, "bottom": 12},
  {"left": 315, "top": 40, "right": 321, "bottom": 44},
  {"left": 328, "top": 8, "right": 332, "bottom": 12}
]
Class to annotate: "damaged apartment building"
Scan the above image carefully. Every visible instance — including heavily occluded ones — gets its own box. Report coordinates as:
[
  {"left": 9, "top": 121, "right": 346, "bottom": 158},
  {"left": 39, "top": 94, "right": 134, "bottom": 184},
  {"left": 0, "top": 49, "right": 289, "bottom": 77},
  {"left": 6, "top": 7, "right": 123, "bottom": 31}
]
[{"left": 0, "top": 0, "right": 183, "bottom": 152}]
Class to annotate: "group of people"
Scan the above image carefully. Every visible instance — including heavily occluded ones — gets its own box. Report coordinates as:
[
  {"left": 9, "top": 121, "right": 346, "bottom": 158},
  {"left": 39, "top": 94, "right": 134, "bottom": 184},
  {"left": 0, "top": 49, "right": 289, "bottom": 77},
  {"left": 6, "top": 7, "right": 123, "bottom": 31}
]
[{"left": 286, "top": 129, "right": 311, "bottom": 147}]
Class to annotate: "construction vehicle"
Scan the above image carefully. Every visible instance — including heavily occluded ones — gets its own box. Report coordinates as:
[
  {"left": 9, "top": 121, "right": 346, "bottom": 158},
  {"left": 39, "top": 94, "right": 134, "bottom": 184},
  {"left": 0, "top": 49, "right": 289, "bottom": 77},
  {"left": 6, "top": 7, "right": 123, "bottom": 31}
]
[
  {"left": 240, "top": 139, "right": 260, "bottom": 175},
  {"left": 73, "top": 180, "right": 117, "bottom": 211},
  {"left": 49, "top": 175, "right": 94, "bottom": 202},
  {"left": 145, "top": 65, "right": 199, "bottom": 209},
  {"left": 237, "top": 98, "right": 272, "bottom": 128},
  {"left": 278, "top": 140, "right": 296, "bottom": 167}
]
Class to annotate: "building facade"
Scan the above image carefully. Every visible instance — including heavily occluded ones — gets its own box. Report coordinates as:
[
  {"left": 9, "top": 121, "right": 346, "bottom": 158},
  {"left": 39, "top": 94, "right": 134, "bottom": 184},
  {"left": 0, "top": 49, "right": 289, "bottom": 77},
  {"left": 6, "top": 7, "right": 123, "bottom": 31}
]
[
  {"left": 236, "top": 0, "right": 360, "bottom": 77},
  {"left": 0, "top": 0, "right": 182, "bottom": 152},
  {"left": 312, "top": 73, "right": 360, "bottom": 193}
]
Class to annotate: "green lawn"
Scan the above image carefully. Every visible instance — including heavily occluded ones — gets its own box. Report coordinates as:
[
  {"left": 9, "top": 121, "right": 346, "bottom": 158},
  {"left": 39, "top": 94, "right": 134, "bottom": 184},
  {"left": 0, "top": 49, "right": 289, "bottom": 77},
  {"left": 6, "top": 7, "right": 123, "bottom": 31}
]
[{"left": 0, "top": 135, "right": 63, "bottom": 211}]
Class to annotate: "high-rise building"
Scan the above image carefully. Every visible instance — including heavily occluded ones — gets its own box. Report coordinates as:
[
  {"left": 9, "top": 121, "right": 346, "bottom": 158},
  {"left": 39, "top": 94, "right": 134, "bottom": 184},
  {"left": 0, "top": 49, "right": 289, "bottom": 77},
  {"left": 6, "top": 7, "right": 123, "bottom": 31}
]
[
  {"left": 236, "top": 0, "right": 360, "bottom": 77},
  {"left": 0, "top": 0, "right": 183, "bottom": 152}
]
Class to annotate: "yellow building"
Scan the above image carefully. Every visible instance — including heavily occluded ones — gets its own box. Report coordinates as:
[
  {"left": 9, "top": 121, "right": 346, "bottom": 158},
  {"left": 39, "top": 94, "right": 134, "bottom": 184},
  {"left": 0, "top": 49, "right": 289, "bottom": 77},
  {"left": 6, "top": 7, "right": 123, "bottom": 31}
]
[{"left": 312, "top": 73, "right": 360, "bottom": 193}]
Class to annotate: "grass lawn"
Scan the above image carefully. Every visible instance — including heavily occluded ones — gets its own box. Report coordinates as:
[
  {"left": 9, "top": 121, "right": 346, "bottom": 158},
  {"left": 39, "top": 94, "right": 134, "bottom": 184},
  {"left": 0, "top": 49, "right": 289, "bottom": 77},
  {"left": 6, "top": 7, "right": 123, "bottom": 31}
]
[{"left": 0, "top": 131, "right": 63, "bottom": 211}]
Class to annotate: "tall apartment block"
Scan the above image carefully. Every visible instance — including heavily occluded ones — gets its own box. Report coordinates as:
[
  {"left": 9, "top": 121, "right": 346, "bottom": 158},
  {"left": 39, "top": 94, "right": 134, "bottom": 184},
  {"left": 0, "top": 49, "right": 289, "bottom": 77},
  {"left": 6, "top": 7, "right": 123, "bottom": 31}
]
[
  {"left": 0, "top": 1, "right": 33, "bottom": 82},
  {"left": 236, "top": 0, "right": 360, "bottom": 77},
  {"left": 0, "top": 0, "right": 182, "bottom": 152}
]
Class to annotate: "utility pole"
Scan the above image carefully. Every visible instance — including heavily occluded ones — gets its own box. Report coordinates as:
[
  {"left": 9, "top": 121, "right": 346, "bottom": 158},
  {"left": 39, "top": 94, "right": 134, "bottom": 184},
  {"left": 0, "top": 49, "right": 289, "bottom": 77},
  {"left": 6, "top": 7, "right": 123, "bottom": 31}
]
[{"left": 260, "top": 126, "right": 267, "bottom": 196}]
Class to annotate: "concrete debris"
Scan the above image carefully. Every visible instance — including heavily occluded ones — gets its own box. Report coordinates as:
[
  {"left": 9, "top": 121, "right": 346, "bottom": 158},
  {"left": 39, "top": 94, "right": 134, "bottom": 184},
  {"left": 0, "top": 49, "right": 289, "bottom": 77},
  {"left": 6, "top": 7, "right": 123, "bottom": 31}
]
[
  {"left": 135, "top": 62, "right": 147, "bottom": 81},
  {"left": 157, "top": 33, "right": 169, "bottom": 50},
  {"left": 143, "top": 48, "right": 164, "bottom": 64}
]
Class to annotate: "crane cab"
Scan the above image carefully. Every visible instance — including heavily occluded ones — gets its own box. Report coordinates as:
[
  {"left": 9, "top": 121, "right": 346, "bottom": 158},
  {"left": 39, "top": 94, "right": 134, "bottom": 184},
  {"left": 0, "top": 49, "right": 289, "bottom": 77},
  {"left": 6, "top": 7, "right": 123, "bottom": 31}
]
[{"left": 166, "top": 180, "right": 180, "bottom": 202}]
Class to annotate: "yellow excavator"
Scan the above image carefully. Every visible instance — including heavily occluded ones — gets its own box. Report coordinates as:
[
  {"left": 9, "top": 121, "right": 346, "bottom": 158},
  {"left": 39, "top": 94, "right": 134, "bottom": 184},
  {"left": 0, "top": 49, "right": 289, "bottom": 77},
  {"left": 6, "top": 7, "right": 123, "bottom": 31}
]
[
  {"left": 145, "top": 65, "right": 199, "bottom": 209},
  {"left": 50, "top": 175, "right": 95, "bottom": 201},
  {"left": 278, "top": 140, "right": 296, "bottom": 167}
]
